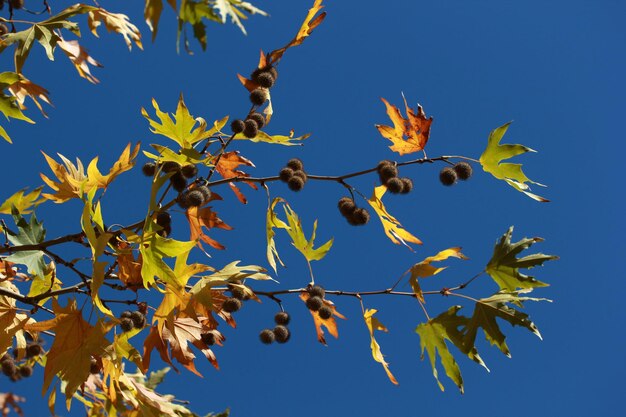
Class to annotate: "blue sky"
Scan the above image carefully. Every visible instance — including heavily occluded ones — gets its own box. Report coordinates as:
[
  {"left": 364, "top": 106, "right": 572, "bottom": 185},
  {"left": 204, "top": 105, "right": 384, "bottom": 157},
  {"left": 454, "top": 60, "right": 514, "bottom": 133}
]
[{"left": 1, "top": 0, "right": 625, "bottom": 416}]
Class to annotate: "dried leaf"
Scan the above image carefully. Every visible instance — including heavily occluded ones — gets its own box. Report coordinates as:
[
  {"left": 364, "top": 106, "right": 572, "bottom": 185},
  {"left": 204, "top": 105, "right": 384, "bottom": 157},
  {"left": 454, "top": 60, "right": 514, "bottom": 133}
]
[
  {"left": 87, "top": 8, "right": 143, "bottom": 50},
  {"left": 300, "top": 292, "right": 345, "bottom": 345},
  {"left": 367, "top": 185, "right": 421, "bottom": 249},
  {"left": 56, "top": 38, "right": 103, "bottom": 84},
  {"left": 363, "top": 309, "right": 398, "bottom": 385},
  {"left": 375, "top": 94, "right": 433, "bottom": 156},
  {"left": 214, "top": 151, "right": 257, "bottom": 204},
  {"left": 186, "top": 205, "right": 233, "bottom": 250},
  {"left": 406, "top": 248, "right": 468, "bottom": 302}
]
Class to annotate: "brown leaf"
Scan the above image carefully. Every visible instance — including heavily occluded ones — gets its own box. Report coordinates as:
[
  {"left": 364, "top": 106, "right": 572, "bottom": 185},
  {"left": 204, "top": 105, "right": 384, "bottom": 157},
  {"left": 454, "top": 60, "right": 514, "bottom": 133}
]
[
  {"left": 116, "top": 241, "right": 143, "bottom": 291},
  {"left": 300, "top": 292, "right": 345, "bottom": 345},
  {"left": 376, "top": 94, "right": 433, "bottom": 156},
  {"left": 185, "top": 206, "right": 233, "bottom": 250}
]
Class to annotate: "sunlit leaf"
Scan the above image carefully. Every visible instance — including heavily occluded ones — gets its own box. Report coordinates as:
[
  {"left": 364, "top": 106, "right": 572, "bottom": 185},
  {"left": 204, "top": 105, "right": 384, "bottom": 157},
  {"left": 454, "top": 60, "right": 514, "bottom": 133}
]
[
  {"left": 367, "top": 185, "right": 421, "bottom": 249},
  {"left": 283, "top": 204, "right": 333, "bottom": 262},
  {"left": 363, "top": 309, "right": 398, "bottom": 385},
  {"left": 376, "top": 94, "right": 433, "bottom": 156},
  {"left": 300, "top": 292, "right": 345, "bottom": 345},
  {"left": 56, "top": 38, "right": 103, "bottom": 84},
  {"left": 0, "top": 186, "right": 44, "bottom": 214},
  {"left": 4, "top": 208, "right": 46, "bottom": 277},
  {"left": 406, "top": 247, "right": 467, "bottom": 302},
  {"left": 266, "top": 197, "right": 289, "bottom": 273},
  {"left": 186, "top": 205, "right": 233, "bottom": 250}
]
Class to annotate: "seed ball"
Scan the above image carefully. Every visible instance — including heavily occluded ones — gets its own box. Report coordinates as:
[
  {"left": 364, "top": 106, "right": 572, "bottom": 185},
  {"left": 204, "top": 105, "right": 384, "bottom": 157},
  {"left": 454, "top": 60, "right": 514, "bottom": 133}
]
[
  {"left": 162, "top": 161, "right": 181, "bottom": 173},
  {"left": 1, "top": 354, "right": 11, "bottom": 363},
  {"left": 156, "top": 212, "right": 171, "bottom": 227},
  {"left": 231, "top": 119, "right": 245, "bottom": 134},
  {"left": 338, "top": 198, "right": 356, "bottom": 217},
  {"left": 287, "top": 176, "right": 305, "bottom": 192},
  {"left": 1, "top": 360, "right": 16, "bottom": 377},
  {"left": 229, "top": 286, "right": 246, "bottom": 300},
  {"left": 142, "top": 162, "right": 156, "bottom": 177},
  {"left": 259, "top": 329, "right": 275, "bottom": 344},
  {"left": 9, "top": 0, "right": 23, "bottom": 9},
  {"left": 177, "top": 194, "right": 191, "bottom": 210},
  {"left": 130, "top": 311, "right": 146, "bottom": 329},
  {"left": 453, "top": 162, "right": 473, "bottom": 180},
  {"left": 308, "top": 285, "right": 325, "bottom": 299},
  {"left": 286, "top": 158, "right": 303, "bottom": 171},
  {"left": 400, "top": 177, "right": 413, "bottom": 194},
  {"left": 196, "top": 185, "right": 212, "bottom": 202},
  {"left": 439, "top": 167, "right": 458, "bottom": 186},
  {"left": 378, "top": 165, "right": 398, "bottom": 183},
  {"left": 318, "top": 306, "right": 333, "bottom": 320},
  {"left": 243, "top": 119, "right": 259, "bottom": 138},
  {"left": 274, "top": 312, "right": 290, "bottom": 325},
  {"left": 201, "top": 332, "right": 216, "bottom": 346},
  {"left": 120, "top": 318, "right": 134, "bottom": 332},
  {"left": 170, "top": 171, "right": 188, "bottom": 192},
  {"left": 159, "top": 224, "right": 172, "bottom": 237},
  {"left": 279, "top": 167, "right": 294, "bottom": 182},
  {"left": 251, "top": 66, "right": 278, "bottom": 83},
  {"left": 120, "top": 310, "right": 132, "bottom": 319},
  {"left": 273, "top": 325, "right": 290, "bottom": 344},
  {"left": 222, "top": 297, "right": 242, "bottom": 313},
  {"left": 90, "top": 358, "right": 100, "bottom": 374},
  {"left": 377, "top": 160, "right": 393, "bottom": 171},
  {"left": 350, "top": 208, "right": 370, "bottom": 225},
  {"left": 9, "top": 373, "right": 20, "bottom": 382},
  {"left": 254, "top": 71, "right": 275, "bottom": 89},
  {"left": 187, "top": 190, "right": 206, "bottom": 207},
  {"left": 181, "top": 164, "right": 198, "bottom": 178},
  {"left": 19, "top": 365, "right": 32, "bottom": 378},
  {"left": 26, "top": 343, "right": 42, "bottom": 358},
  {"left": 385, "top": 177, "right": 404, "bottom": 194},
  {"left": 247, "top": 112, "right": 266, "bottom": 129},
  {"left": 250, "top": 88, "right": 269, "bottom": 106},
  {"left": 292, "top": 170, "right": 308, "bottom": 183},
  {"left": 0, "top": 24, "right": 8, "bottom": 37},
  {"left": 306, "top": 296, "right": 324, "bottom": 311}
]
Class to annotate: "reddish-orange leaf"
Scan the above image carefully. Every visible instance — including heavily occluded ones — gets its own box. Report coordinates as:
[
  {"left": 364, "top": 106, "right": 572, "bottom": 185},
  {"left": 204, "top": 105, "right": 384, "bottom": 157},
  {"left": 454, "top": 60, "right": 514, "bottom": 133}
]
[
  {"left": 376, "top": 95, "right": 433, "bottom": 156},
  {"left": 116, "top": 241, "right": 143, "bottom": 291},
  {"left": 214, "top": 151, "right": 257, "bottom": 204},
  {"left": 185, "top": 206, "right": 232, "bottom": 250},
  {"left": 299, "top": 292, "right": 345, "bottom": 345}
]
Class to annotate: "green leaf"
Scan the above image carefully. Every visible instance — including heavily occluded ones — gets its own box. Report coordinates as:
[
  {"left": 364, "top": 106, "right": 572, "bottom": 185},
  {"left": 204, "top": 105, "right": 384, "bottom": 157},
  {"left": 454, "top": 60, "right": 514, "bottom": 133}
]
[
  {"left": 5, "top": 208, "right": 46, "bottom": 277},
  {"left": 0, "top": 123, "right": 11, "bottom": 143},
  {"left": 143, "top": 367, "right": 171, "bottom": 390},
  {"left": 0, "top": 186, "right": 44, "bottom": 214},
  {"left": 479, "top": 122, "right": 549, "bottom": 202},
  {"left": 27, "top": 262, "right": 62, "bottom": 306},
  {"left": 283, "top": 204, "right": 333, "bottom": 262},
  {"left": 463, "top": 291, "right": 550, "bottom": 358},
  {"left": 179, "top": 0, "right": 221, "bottom": 51},
  {"left": 486, "top": 226, "right": 557, "bottom": 291}
]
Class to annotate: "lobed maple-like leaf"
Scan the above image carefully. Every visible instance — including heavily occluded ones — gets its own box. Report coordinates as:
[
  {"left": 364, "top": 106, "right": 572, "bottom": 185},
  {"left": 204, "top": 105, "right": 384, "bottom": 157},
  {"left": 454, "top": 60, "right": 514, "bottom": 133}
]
[
  {"left": 0, "top": 186, "right": 44, "bottom": 215},
  {"left": 186, "top": 205, "right": 233, "bottom": 250},
  {"left": 283, "top": 204, "right": 333, "bottom": 263},
  {"left": 0, "top": 73, "right": 35, "bottom": 143},
  {"left": 4, "top": 209, "right": 46, "bottom": 277},
  {"left": 486, "top": 226, "right": 557, "bottom": 291},
  {"left": 139, "top": 230, "right": 196, "bottom": 289},
  {"left": 300, "top": 292, "right": 345, "bottom": 345},
  {"left": 214, "top": 151, "right": 257, "bottom": 204},
  {"left": 367, "top": 185, "right": 422, "bottom": 250},
  {"left": 144, "top": 0, "right": 176, "bottom": 42},
  {"left": 7, "top": 74, "right": 52, "bottom": 117},
  {"left": 406, "top": 247, "right": 468, "bottom": 302},
  {"left": 26, "top": 261, "right": 62, "bottom": 306},
  {"left": 0, "top": 281, "right": 32, "bottom": 358},
  {"left": 87, "top": 8, "right": 143, "bottom": 50},
  {"left": 56, "top": 38, "right": 103, "bottom": 84},
  {"left": 479, "top": 122, "right": 548, "bottom": 202},
  {"left": 375, "top": 94, "right": 433, "bottom": 156},
  {"left": 363, "top": 309, "right": 398, "bottom": 385}
]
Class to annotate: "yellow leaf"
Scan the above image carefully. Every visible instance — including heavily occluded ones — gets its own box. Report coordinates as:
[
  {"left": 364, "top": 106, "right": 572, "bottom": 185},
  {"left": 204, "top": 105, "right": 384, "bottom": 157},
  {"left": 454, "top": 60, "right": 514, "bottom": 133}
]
[
  {"left": 376, "top": 94, "right": 433, "bottom": 156},
  {"left": 364, "top": 309, "right": 398, "bottom": 385},
  {"left": 87, "top": 8, "right": 143, "bottom": 51},
  {"left": 0, "top": 186, "right": 44, "bottom": 214},
  {"left": 56, "top": 38, "right": 103, "bottom": 84},
  {"left": 367, "top": 185, "right": 422, "bottom": 249},
  {"left": 407, "top": 248, "right": 468, "bottom": 302}
]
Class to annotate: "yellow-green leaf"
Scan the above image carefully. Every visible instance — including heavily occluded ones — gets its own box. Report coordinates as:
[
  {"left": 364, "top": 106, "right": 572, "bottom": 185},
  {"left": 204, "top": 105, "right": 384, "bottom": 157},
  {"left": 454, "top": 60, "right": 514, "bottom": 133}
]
[
  {"left": 266, "top": 197, "right": 289, "bottom": 273},
  {"left": 283, "top": 204, "right": 333, "bottom": 262},
  {"left": 367, "top": 185, "right": 421, "bottom": 249},
  {"left": 407, "top": 247, "right": 467, "bottom": 302},
  {"left": 0, "top": 186, "right": 44, "bottom": 214}
]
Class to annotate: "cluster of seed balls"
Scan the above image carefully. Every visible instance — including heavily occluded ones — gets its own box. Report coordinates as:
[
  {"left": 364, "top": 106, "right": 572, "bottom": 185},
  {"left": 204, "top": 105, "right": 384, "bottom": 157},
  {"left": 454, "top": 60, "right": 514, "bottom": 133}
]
[
  {"left": 305, "top": 285, "right": 333, "bottom": 320},
  {"left": 1, "top": 341, "right": 42, "bottom": 382},
  {"left": 119, "top": 309, "right": 147, "bottom": 333},
  {"left": 279, "top": 158, "right": 308, "bottom": 191},
  {"left": 230, "top": 65, "right": 278, "bottom": 138},
  {"left": 221, "top": 280, "right": 250, "bottom": 315},
  {"left": 337, "top": 197, "right": 370, "bottom": 226},
  {"left": 0, "top": 0, "right": 24, "bottom": 11},
  {"left": 439, "top": 162, "right": 473, "bottom": 186},
  {"left": 143, "top": 161, "right": 212, "bottom": 211},
  {"left": 377, "top": 160, "right": 414, "bottom": 194},
  {"left": 259, "top": 312, "right": 291, "bottom": 345}
]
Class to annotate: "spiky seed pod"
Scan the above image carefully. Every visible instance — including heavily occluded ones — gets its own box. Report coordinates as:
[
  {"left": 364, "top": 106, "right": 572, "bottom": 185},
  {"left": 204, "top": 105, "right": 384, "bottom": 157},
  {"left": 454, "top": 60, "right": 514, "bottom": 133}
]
[
  {"left": 286, "top": 158, "right": 303, "bottom": 171},
  {"left": 201, "top": 332, "right": 216, "bottom": 346},
  {"left": 9, "top": 373, "right": 20, "bottom": 382},
  {"left": 231, "top": 119, "right": 245, "bottom": 134},
  {"left": 255, "top": 72, "right": 275, "bottom": 89},
  {"left": 120, "top": 310, "right": 132, "bottom": 319},
  {"left": 19, "top": 365, "right": 32, "bottom": 378},
  {"left": 267, "top": 66, "right": 278, "bottom": 81},
  {"left": 251, "top": 66, "right": 278, "bottom": 83},
  {"left": 350, "top": 208, "right": 370, "bottom": 225},
  {"left": 120, "top": 317, "right": 134, "bottom": 332},
  {"left": 259, "top": 329, "right": 275, "bottom": 344},
  {"left": 130, "top": 311, "right": 146, "bottom": 329},
  {"left": 177, "top": 194, "right": 191, "bottom": 210},
  {"left": 400, "top": 177, "right": 413, "bottom": 194},
  {"left": 196, "top": 185, "right": 212, "bottom": 202},
  {"left": 170, "top": 172, "right": 188, "bottom": 192},
  {"left": 287, "top": 176, "right": 305, "bottom": 192},
  {"left": 274, "top": 312, "right": 290, "bottom": 325},
  {"left": 377, "top": 160, "right": 393, "bottom": 171},
  {"left": 222, "top": 297, "right": 242, "bottom": 313},
  {"left": 243, "top": 119, "right": 259, "bottom": 138},
  {"left": 306, "top": 296, "right": 324, "bottom": 311},
  {"left": 162, "top": 161, "right": 181, "bottom": 173},
  {"left": 250, "top": 88, "right": 269, "bottom": 106},
  {"left": 229, "top": 286, "right": 246, "bottom": 300},
  {"left": 308, "top": 285, "right": 325, "bottom": 299},
  {"left": 338, "top": 198, "right": 356, "bottom": 217},
  {"left": 185, "top": 190, "right": 206, "bottom": 207},
  {"left": 9, "top": 0, "right": 23, "bottom": 9},
  {"left": 318, "top": 305, "right": 333, "bottom": 320},
  {"left": 1, "top": 359, "right": 16, "bottom": 377},
  {"left": 142, "top": 162, "right": 156, "bottom": 177},
  {"left": 156, "top": 212, "right": 171, "bottom": 227},
  {"left": 292, "top": 170, "right": 308, "bottom": 183},
  {"left": 386, "top": 177, "right": 404, "bottom": 194},
  {"left": 378, "top": 164, "right": 398, "bottom": 183},
  {"left": 279, "top": 167, "right": 294, "bottom": 182},
  {"left": 90, "top": 358, "right": 100, "bottom": 374},
  {"left": 439, "top": 167, "right": 457, "bottom": 186},
  {"left": 273, "top": 325, "right": 290, "bottom": 343},
  {"left": 247, "top": 112, "right": 266, "bottom": 129},
  {"left": 453, "top": 162, "right": 473, "bottom": 180},
  {"left": 181, "top": 164, "right": 198, "bottom": 178},
  {"left": 26, "top": 343, "right": 42, "bottom": 358}
]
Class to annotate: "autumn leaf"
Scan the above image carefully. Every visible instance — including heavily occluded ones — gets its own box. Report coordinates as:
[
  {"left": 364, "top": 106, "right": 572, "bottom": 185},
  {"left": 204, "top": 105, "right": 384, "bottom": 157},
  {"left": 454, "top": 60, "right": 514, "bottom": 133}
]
[
  {"left": 486, "top": 226, "right": 557, "bottom": 291},
  {"left": 25, "top": 298, "right": 114, "bottom": 408},
  {"left": 4, "top": 208, "right": 46, "bottom": 277},
  {"left": 186, "top": 205, "right": 233, "bottom": 250},
  {"left": 139, "top": 230, "right": 196, "bottom": 289},
  {"left": 367, "top": 185, "right": 422, "bottom": 249},
  {"left": 375, "top": 94, "right": 433, "bottom": 156},
  {"left": 363, "top": 309, "right": 398, "bottom": 385},
  {"left": 87, "top": 8, "right": 143, "bottom": 50},
  {"left": 0, "top": 281, "right": 31, "bottom": 357},
  {"left": 479, "top": 122, "right": 549, "bottom": 202},
  {"left": 0, "top": 393, "right": 25, "bottom": 417},
  {"left": 406, "top": 248, "right": 468, "bottom": 302},
  {"left": 214, "top": 0, "right": 268, "bottom": 35},
  {"left": 233, "top": 127, "right": 310, "bottom": 145},
  {"left": 7, "top": 75, "right": 52, "bottom": 117},
  {"left": 116, "top": 241, "right": 143, "bottom": 291},
  {"left": 213, "top": 151, "right": 257, "bottom": 204},
  {"left": 27, "top": 261, "right": 62, "bottom": 306},
  {"left": 463, "top": 291, "right": 549, "bottom": 358},
  {"left": 85, "top": 142, "right": 140, "bottom": 190},
  {"left": 266, "top": 197, "right": 289, "bottom": 273},
  {"left": 0, "top": 186, "right": 44, "bottom": 214},
  {"left": 144, "top": 0, "right": 176, "bottom": 42},
  {"left": 300, "top": 292, "right": 345, "bottom": 345},
  {"left": 283, "top": 204, "right": 333, "bottom": 263},
  {"left": 56, "top": 38, "right": 103, "bottom": 84}
]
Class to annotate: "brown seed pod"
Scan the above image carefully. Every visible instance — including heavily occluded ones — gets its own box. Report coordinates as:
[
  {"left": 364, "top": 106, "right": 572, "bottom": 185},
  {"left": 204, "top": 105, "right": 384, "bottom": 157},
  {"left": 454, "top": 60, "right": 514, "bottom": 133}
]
[
  {"left": 439, "top": 167, "right": 457, "bottom": 186},
  {"left": 250, "top": 88, "right": 269, "bottom": 106}
]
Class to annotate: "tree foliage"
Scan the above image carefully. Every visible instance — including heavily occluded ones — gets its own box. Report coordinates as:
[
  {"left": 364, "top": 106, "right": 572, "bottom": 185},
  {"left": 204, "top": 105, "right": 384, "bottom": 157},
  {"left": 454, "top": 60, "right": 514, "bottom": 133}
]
[{"left": 0, "top": 0, "right": 557, "bottom": 415}]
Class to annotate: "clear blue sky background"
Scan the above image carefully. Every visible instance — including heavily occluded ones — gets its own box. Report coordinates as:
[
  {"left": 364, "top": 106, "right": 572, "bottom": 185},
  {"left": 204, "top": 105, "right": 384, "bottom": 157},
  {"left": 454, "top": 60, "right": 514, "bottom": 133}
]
[{"left": 1, "top": 0, "right": 624, "bottom": 416}]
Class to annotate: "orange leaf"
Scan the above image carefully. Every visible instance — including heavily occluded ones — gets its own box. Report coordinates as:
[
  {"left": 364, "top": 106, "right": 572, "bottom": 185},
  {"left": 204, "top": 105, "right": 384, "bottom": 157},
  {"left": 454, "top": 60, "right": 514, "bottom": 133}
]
[
  {"left": 376, "top": 94, "right": 433, "bottom": 156},
  {"left": 185, "top": 206, "right": 232, "bottom": 250},
  {"left": 214, "top": 151, "right": 257, "bottom": 204},
  {"left": 299, "top": 292, "right": 345, "bottom": 345},
  {"left": 116, "top": 241, "right": 143, "bottom": 291}
]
